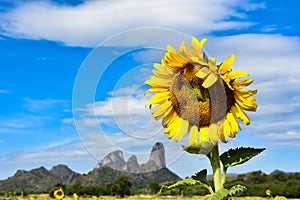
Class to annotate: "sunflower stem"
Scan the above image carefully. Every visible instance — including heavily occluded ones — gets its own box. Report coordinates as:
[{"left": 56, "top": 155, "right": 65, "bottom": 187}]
[
  {"left": 209, "top": 145, "right": 223, "bottom": 192},
  {"left": 222, "top": 166, "right": 227, "bottom": 185}
]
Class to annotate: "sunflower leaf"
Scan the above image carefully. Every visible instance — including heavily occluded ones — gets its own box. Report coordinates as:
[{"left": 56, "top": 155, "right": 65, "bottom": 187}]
[
  {"left": 203, "top": 188, "right": 229, "bottom": 200},
  {"left": 191, "top": 169, "right": 209, "bottom": 185},
  {"left": 159, "top": 175, "right": 212, "bottom": 194},
  {"left": 228, "top": 185, "right": 247, "bottom": 196},
  {"left": 158, "top": 178, "right": 199, "bottom": 194},
  {"left": 220, "top": 147, "right": 265, "bottom": 169}
]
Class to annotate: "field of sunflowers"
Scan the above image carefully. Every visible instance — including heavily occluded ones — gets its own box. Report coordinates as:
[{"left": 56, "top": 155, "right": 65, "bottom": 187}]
[{"left": 1, "top": 195, "right": 299, "bottom": 200}]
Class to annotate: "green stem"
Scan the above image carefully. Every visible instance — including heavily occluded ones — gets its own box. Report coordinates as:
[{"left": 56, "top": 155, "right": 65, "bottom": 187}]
[
  {"left": 209, "top": 145, "right": 223, "bottom": 192},
  {"left": 222, "top": 166, "right": 227, "bottom": 185},
  {"left": 205, "top": 185, "right": 215, "bottom": 195}
]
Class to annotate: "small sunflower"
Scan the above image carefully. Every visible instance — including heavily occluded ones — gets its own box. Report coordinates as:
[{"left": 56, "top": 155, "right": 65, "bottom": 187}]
[
  {"left": 145, "top": 37, "right": 257, "bottom": 147},
  {"left": 54, "top": 188, "right": 64, "bottom": 200},
  {"left": 266, "top": 189, "right": 271, "bottom": 196}
]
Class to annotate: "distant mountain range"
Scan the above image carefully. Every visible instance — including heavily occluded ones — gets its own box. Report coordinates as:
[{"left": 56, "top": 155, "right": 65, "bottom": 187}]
[{"left": 0, "top": 142, "right": 180, "bottom": 192}]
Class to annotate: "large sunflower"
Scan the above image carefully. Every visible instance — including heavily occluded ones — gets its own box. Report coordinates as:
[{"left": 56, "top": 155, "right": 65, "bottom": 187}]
[{"left": 145, "top": 37, "right": 257, "bottom": 147}]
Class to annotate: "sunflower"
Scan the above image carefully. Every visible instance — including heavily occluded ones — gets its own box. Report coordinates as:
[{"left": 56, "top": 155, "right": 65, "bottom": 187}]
[
  {"left": 54, "top": 188, "right": 64, "bottom": 200},
  {"left": 145, "top": 37, "right": 257, "bottom": 147},
  {"left": 266, "top": 189, "right": 271, "bottom": 196},
  {"left": 73, "top": 193, "right": 79, "bottom": 200}
]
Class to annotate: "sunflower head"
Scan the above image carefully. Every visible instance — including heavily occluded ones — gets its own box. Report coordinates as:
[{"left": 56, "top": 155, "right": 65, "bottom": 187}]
[
  {"left": 145, "top": 37, "right": 257, "bottom": 150},
  {"left": 54, "top": 188, "right": 64, "bottom": 200}
]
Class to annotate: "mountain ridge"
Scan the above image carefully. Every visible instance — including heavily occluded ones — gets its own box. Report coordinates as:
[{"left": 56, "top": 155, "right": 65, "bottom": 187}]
[{"left": 0, "top": 142, "right": 180, "bottom": 192}]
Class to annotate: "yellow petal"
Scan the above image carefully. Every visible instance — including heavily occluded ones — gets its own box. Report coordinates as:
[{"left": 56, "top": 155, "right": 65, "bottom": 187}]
[
  {"left": 162, "top": 51, "right": 187, "bottom": 69},
  {"left": 191, "top": 37, "right": 207, "bottom": 57},
  {"left": 153, "top": 69, "right": 173, "bottom": 78},
  {"left": 153, "top": 63, "right": 175, "bottom": 75},
  {"left": 146, "top": 92, "right": 170, "bottom": 105},
  {"left": 232, "top": 78, "right": 254, "bottom": 87},
  {"left": 162, "top": 111, "right": 177, "bottom": 128},
  {"left": 175, "top": 119, "right": 189, "bottom": 142},
  {"left": 144, "top": 87, "right": 168, "bottom": 95},
  {"left": 179, "top": 40, "right": 193, "bottom": 58},
  {"left": 208, "top": 57, "right": 217, "bottom": 72},
  {"left": 226, "top": 113, "right": 239, "bottom": 134},
  {"left": 233, "top": 104, "right": 250, "bottom": 125},
  {"left": 233, "top": 86, "right": 258, "bottom": 97},
  {"left": 218, "top": 54, "right": 235, "bottom": 74},
  {"left": 223, "top": 120, "right": 233, "bottom": 138},
  {"left": 202, "top": 72, "right": 218, "bottom": 88},
  {"left": 189, "top": 125, "right": 198, "bottom": 145},
  {"left": 234, "top": 93, "right": 258, "bottom": 112},
  {"left": 216, "top": 120, "right": 227, "bottom": 143},
  {"left": 226, "top": 70, "right": 249, "bottom": 80},
  {"left": 145, "top": 76, "right": 172, "bottom": 88},
  {"left": 195, "top": 67, "right": 211, "bottom": 79},
  {"left": 164, "top": 115, "right": 179, "bottom": 134},
  {"left": 207, "top": 124, "right": 219, "bottom": 145},
  {"left": 152, "top": 101, "right": 172, "bottom": 120},
  {"left": 200, "top": 126, "right": 209, "bottom": 143},
  {"left": 199, "top": 38, "right": 208, "bottom": 47},
  {"left": 168, "top": 116, "right": 182, "bottom": 139},
  {"left": 167, "top": 45, "right": 176, "bottom": 53},
  {"left": 190, "top": 56, "right": 207, "bottom": 65}
]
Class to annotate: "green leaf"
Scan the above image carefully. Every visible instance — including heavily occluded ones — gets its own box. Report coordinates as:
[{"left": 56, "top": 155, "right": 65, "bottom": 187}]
[
  {"left": 163, "top": 178, "right": 198, "bottom": 189},
  {"left": 228, "top": 185, "right": 247, "bottom": 196},
  {"left": 220, "top": 147, "right": 265, "bottom": 169},
  {"left": 159, "top": 173, "right": 213, "bottom": 195},
  {"left": 191, "top": 169, "right": 209, "bottom": 185},
  {"left": 203, "top": 188, "right": 229, "bottom": 200},
  {"left": 158, "top": 178, "right": 198, "bottom": 194}
]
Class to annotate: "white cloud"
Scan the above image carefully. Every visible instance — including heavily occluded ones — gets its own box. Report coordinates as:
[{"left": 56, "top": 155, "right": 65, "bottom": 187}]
[
  {"left": 0, "top": 89, "right": 10, "bottom": 93},
  {"left": 205, "top": 34, "right": 300, "bottom": 79},
  {"left": 0, "top": 0, "right": 262, "bottom": 47},
  {"left": 23, "top": 97, "right": 69, "bottom": 112}
]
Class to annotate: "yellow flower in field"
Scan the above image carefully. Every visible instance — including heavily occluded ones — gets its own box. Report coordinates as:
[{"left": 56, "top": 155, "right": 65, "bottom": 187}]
[
  {"left": 145, "top": 37, "right": 257, "bottom": 146},
  {"left": 54, "top": 188, "right": 64, "bottom": 200},
  {"left": 274, "top": 195, "right": 287, "bottom": 200},
  {"left": 266, "top": 189, "right": 271, "bottom": 196},
  {"left": 73, "top": 193, "right": 78, "bottom": 200}
]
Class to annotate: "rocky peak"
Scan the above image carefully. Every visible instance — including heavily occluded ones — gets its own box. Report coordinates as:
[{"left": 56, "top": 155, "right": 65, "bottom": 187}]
[
  {"left": 95, "top": 143, "right": 166, "bottom": 173},
  {"left": 149, "top": 142, "right": 166, "bottom": 168},
  {"left": 127, "top": 155, "right": 140, "bottom": 173},
  {"left": 96, "top": 150, "right": 126, "bottom": 170}
]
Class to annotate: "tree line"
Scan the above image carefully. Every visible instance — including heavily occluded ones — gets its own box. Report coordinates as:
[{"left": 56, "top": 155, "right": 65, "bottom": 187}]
[{"left": 1, "top": 170, "right": 300, "bottom": 198}]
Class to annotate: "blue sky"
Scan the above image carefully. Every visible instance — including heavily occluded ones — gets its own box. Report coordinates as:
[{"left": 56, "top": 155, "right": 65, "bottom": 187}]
[{"left": 0, "top": 0, "right": 300, "bottom": 180}]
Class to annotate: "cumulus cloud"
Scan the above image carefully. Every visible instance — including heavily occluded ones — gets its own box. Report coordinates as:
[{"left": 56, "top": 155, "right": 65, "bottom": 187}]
[{"left": 0, "top": 0, "right": 262, "bottom": 47}]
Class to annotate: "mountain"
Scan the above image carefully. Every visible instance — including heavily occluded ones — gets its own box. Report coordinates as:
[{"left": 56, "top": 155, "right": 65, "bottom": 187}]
[
  {"left": 81, "top": 166, "right": 178, "bottom": 189},
  {"left": 0, "top": 142, "right": 179, "bottom": 192},
  {"left": 0, "top": 165, "right": 81, "bottom": 192}
]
